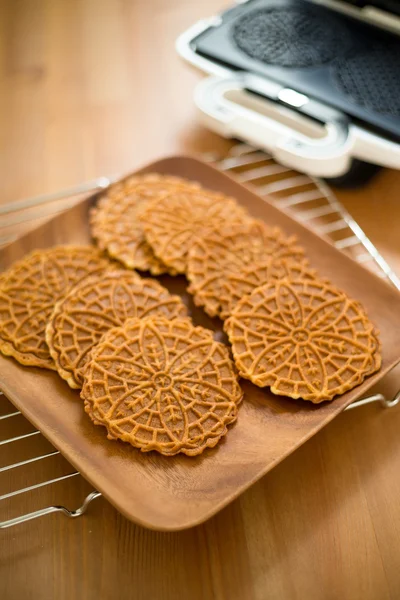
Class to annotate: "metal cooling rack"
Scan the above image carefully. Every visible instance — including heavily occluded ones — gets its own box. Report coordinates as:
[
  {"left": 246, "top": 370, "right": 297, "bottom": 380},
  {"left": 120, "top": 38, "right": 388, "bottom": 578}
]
[{"left": 1, "top": 143, "right": 400, "bottom": 530}]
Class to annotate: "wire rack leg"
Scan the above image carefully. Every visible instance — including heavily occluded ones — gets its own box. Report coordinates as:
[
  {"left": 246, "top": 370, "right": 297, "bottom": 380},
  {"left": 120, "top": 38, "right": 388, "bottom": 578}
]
[
  {"left": 345, "top": 390, "right": 400, "bottom": 411},
  {"left": 0, "top": 491, "right": 102, "bottom": 530}
]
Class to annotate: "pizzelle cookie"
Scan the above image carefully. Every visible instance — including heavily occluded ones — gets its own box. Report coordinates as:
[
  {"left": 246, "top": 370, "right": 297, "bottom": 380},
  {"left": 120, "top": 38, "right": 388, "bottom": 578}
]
[
  {"left": 90, "top": 173, "right": 201, "bottom": 275},
  {"left": 139, "top": 189, "right": 249, "bottom": 273},
  {"left": 224, "top": 278, "right": 381, "bottom": 403},
  {"left": 220, "top": 258, "right": 317, "bottom": 319},
  {"left": 0, "top": 246, "right": 111, "bottom": 369},
  {"left": 81, "top": 317, "right": 243, "bottom": 456},
  {"left": 187, "top": 219, "right": 306, "bottom": 318},
  {"left": 46, "top": 271, "right": 188, "bottom": 389}
]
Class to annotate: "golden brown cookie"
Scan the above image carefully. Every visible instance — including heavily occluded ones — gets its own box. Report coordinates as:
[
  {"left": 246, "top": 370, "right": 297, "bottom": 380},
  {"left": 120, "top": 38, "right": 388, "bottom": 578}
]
[
  {"left": 90, "top": 173, "right": 201, "bottom": 274},
  {"left": 139, "top": 189, "right": 249, "bottom": 274},
  {"left": 81, "top": 317, "right": 243, "bottom": 456},
  {"left": 220, "top": 258, "right": 317, "bottom": 319},
  {"left": 0, "top": 246, "right": 111, "bottom": 369},
  {"left": 224, "top": 278, "right": 381, "bottom": 403},
  {"left": 46, "top": 271, "right": 188, "bottom": 389},
  {"left": 187, "top": 219, "right": 306, "bottom": 318}
]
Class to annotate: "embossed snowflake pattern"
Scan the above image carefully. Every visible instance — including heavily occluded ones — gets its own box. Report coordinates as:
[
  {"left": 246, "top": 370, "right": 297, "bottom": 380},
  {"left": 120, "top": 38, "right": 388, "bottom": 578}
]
[
  {"left": 47, "top": 271, "right": 188, "bottom": 388},
  {"left": 220, "top": 257, "right": 316, "bottom": 319},
  {"left": 139, "top": 190, "right": 249, "bottom": 274},
  {"left": 187, "top": 219, "right": 306, "bottom": 318},
  {"left": 82, "top": 317, "right": 243, "bottom": 456},
  {"left": 225, "top": 279, "right": 381, "bottom": 403},
  {"left": 0, "top": 246, "right": 110, "bottom": 369},
  {"left": 90, "top": 174, "right": 200, "bottom": 275}
]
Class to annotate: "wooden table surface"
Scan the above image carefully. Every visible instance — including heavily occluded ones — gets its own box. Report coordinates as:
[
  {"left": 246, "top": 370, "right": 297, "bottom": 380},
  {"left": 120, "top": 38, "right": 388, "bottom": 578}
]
[{"left": 1, "top": 1, "right": 400, "bottom": 599}]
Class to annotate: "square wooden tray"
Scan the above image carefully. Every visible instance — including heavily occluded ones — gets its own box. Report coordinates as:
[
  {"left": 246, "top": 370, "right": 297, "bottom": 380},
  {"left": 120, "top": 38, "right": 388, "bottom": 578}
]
[{"left": 1, "top": 156, "right": 400, "bottom": 531}]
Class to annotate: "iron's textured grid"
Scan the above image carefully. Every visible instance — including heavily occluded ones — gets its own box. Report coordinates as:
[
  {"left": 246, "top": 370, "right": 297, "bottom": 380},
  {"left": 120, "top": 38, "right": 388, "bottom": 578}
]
[
  {"left": 333, "top": 45, "right": 400, "bottom": 117},
  {"left": 232, "top": 7, "right": 353, "bottom": 68}
]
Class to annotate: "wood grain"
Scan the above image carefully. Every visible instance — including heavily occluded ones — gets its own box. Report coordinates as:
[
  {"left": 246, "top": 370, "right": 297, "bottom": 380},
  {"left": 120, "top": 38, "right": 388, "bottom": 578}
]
[{"left": 1, "top": 0, "right": 400, "bottom": 598}]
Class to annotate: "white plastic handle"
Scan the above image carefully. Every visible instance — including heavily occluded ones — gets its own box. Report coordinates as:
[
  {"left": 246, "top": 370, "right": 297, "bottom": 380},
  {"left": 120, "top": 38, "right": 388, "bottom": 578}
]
[{"left": 194, "top": 75, "right": 400, "bottom": 177}]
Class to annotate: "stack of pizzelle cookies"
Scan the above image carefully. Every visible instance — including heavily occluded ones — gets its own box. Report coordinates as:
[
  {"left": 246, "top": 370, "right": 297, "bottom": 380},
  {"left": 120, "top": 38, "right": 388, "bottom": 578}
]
[{"left": 0, "top": 173, "right": 381, "bottom": 457}]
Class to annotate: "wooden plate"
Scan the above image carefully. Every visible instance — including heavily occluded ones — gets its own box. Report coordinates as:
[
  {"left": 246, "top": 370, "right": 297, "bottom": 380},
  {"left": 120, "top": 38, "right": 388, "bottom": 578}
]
[{"left": 1, "top": 156, "right": 400, "bottom": 531}]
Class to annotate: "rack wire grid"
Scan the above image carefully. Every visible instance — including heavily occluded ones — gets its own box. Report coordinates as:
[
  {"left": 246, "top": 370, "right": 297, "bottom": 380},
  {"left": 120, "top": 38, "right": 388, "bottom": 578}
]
[{"left": 1, "top": 143, "right": 400, "bottom": 530}]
